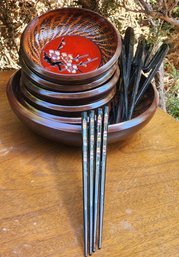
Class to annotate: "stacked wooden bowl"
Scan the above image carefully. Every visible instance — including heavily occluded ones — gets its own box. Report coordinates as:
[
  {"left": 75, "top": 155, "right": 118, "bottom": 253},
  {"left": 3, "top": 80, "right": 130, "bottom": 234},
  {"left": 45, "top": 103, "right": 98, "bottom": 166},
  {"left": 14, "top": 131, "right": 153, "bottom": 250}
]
[
  {"left": 7, "top": 8, "right": 159, "bottom": 146},
  {"left": 18, "top": 8, "right": 121, "bottom": 122}
]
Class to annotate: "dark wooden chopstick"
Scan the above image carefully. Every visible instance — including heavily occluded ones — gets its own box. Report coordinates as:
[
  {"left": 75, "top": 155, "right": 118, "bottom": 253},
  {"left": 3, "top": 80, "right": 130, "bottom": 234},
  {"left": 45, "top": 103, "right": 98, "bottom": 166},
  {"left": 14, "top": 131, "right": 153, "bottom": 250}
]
[
  {"left": 89, "top": 110, "right": 95, "bottom": 255},
  {"left": 82, "top": 112, "right": 89, "bottom": 257},
  {"left": 93, "top": 108, "right": 103, "bottom": 252},
  {"left": 135, "top": 43, "right": 169, "bottom": 106},
  {"left": 98, "top": 106, "right": 109, "bottom": 249},
  {"left": 128, "top": 40, "right": 145, "bottom": 119},
  {"left": 143, "top": 42, "right": 154, "bottom": 70},
  {"left": 123, "top": 27, "right": 134, "bottom": 120}
]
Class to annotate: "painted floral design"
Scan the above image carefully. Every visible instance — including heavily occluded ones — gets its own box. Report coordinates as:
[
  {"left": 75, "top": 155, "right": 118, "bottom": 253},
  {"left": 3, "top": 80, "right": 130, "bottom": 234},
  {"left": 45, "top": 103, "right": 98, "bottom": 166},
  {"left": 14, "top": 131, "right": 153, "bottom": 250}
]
[{"left": 43, "top": 37, "right": 99, "bottom": 74}]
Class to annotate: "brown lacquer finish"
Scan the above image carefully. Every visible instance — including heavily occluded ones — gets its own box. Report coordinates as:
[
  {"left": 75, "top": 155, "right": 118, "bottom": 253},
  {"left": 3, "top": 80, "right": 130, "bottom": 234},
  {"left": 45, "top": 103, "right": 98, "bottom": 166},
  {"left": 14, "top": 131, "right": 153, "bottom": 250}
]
[
  {"left": 7, "top": 70, "right": 159, "bottom": 146},
  {"left": 21, "top": 68, "right": 119, "bottom": 105},
  {"left": 16, "top": 98, "right": 82, "bottom": 124},
  {"left": 21, "top": 58, "right": 118, "bottom": 90},
  {"left": 20, "top": 8, "right": 121, "bottom": 82},
  {"left": 20, "top": 80, "right": 116, "bottom": 116},
  {"left": 18, "top": 7, "right": 121, "bottom": 122}
]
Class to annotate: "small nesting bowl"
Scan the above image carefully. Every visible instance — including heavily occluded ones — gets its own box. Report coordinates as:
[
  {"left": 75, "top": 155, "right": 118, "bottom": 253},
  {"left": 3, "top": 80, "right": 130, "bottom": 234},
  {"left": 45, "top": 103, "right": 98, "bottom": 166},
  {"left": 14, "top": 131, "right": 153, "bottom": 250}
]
[
  {"left": 7, "top": 70, "right": 159, "bottom": 146},
  {"left": 21, "top": 68, "right": 119, "bottom": 105},
  {"left": 20, "top": 8, "right": 121, "bottom": 83},
  {"left": 20, "top": 58, "right": 118, "bottom": 92}
]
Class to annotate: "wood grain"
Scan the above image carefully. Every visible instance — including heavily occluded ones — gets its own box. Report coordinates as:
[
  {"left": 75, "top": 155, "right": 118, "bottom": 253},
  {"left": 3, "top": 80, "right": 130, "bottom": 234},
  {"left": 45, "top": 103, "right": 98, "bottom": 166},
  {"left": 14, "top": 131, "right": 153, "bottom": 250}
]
[
  {"left": 19, "top": 8, "right": 121, "bottom": 85},
  {"left": 0, "top": 71, "right": 179, "bottom": 257},
  {"left": 21, "top": 8, "right": 119, "bottom": 66}
]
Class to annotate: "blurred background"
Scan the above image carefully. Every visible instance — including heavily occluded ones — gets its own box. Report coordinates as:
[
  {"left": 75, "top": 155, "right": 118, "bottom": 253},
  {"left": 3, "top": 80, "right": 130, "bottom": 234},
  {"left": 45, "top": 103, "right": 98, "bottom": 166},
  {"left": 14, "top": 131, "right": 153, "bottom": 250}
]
[{"left": 0, "top": 0, "right": 178, "bottom": 119}]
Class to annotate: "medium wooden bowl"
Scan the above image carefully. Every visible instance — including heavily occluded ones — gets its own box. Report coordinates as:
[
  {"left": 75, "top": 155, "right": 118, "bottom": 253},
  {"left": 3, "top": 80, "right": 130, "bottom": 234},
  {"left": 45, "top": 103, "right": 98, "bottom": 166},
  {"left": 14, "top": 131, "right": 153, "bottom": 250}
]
[
  {"left": 21, "top": 68, "right": 119, "bottom": 105},
  {"left": 20, "top": 80, "right": 116, "bottom": 117},
  {"left": 7, "top": 70, "right": 159, "bottom": 146},
  {"left": 21, "top": 57, "right": 118, "bottom": 91},
  {"left": 20, "top": 8, "right": 121, "bottom": 83}
]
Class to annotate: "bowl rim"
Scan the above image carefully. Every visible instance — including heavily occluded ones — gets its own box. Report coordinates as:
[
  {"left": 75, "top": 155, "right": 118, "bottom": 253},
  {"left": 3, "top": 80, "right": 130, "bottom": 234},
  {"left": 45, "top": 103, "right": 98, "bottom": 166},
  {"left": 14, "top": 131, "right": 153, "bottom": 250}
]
[
  {"left": 22, "top": 67, "right": 119, "bottom": 100},
  {"left": 7, "top": 70, "right": 159, "bottom": 134},
  {"left": 20, "top": 81, "right": 116, "bottom": 113},
  {"left": 16, "top": 96, "right": 82, "bottom": 124},
  {"left": 20, "top": 7, "right": 122, "bottom": 81},
  {"left": 21, "top": 56, "right": 118, "bottom": 88}
]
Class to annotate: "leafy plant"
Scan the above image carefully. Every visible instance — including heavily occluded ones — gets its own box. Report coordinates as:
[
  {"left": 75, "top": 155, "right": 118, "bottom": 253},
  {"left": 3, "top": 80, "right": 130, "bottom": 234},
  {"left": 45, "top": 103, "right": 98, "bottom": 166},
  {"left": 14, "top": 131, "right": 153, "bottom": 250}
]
[
  {"left": 167, "top": 96, "right": 179, "bottom": 120},
  {"left": 165, "top": 64, "right": 179, "bottom": 119}
]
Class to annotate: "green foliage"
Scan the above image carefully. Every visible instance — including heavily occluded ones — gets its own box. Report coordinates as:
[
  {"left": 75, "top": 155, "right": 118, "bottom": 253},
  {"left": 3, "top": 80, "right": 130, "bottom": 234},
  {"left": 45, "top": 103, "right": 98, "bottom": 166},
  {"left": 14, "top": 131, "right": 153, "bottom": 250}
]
[
  {"left": 170, "top": 66, "right": 179, "bottom": 80},
  {"left": 173, "top": 6, "right": 179, "bottom": 16},
  {"left": 166, "top": 65, "right": 179, "bottom": 120},
  {"left": 150, "top": 0, "right": 157, "bottom": 5},
  {"left": 167, "top": 96, "right": 179, "bottom": 120}
]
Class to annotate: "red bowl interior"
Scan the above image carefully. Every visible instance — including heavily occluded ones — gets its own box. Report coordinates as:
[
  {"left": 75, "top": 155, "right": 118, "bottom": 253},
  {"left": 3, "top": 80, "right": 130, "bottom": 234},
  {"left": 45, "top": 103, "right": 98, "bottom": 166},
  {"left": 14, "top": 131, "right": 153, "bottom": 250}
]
[{"left": 20, "top": 8, "right": 121, "bottom": 81}]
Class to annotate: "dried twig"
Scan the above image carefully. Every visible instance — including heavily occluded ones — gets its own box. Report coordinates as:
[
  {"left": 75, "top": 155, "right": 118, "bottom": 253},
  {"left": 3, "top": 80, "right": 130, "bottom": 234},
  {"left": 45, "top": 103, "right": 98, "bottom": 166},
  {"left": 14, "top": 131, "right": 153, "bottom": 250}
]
[
  {"left": 120, "top": 0, "right": 179, "bottom": 27},
  {"left": 155, "top": 62, "right": 166, "bottom": 111}
]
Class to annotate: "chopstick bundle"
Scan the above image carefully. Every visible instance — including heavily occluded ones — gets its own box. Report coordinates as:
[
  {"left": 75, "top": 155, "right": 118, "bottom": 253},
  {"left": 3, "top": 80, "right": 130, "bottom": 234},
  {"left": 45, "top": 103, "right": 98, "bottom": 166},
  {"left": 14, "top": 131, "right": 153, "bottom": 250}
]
[
  {"left": 81, "top": 27, "right": 169, "bottom": 257},
  {"left": 81, "top": 106, "right": 109, "bottom": 256},
  {"left": 116, "top": 28, "right": 169, "bottom": 122}
]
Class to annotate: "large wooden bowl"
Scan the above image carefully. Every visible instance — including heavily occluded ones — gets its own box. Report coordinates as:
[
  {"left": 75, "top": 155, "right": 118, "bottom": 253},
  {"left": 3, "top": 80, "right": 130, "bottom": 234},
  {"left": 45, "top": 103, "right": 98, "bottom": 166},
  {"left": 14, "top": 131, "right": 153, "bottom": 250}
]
[
  {"left": 7, "top": 70, "right": 159, "bottom": 146},
  {"left": 20, "top": 8, "right": 121, "bottom": 83}
]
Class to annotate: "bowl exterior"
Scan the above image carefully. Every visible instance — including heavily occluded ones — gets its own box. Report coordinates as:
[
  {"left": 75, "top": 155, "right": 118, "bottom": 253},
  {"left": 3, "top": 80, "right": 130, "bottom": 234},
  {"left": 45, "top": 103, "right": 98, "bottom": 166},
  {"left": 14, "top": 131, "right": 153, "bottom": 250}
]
[
  {"left": 20, "top": 55, "right": 118, "bottom": 87},
  {"left": 7, "top": 70, "right": 159, "bottom": 146},
  {"left": 21, "top": 68, "right": 119, "bottom": 105},
  {"left": 19, "top": 80, "right": 116, "bottom": 116}
]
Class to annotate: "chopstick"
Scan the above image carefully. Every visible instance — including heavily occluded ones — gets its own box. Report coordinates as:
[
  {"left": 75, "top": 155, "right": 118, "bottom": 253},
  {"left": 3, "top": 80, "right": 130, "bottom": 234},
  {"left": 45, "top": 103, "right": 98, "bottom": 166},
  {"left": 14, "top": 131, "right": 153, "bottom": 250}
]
[
  {"left": 93, "top": 108, "right": 103, "bottom": 252},
  {"left": 123, "top": 27, "right": 134, "bottom": 120},
  {"left": 98, "top": 106, "right": 109, "bottom": 249},
  {"left": 128, "top": 40, "right": 145, "bottom": 119},
  {"left": 82, "top": 112, "right": 89, "bottom": 257},
  {"left": 89, "top": 110, "right": 95, "bottom": 255},
  {"left": 135, "top": 43, "right": 169, "bottom": 106}
]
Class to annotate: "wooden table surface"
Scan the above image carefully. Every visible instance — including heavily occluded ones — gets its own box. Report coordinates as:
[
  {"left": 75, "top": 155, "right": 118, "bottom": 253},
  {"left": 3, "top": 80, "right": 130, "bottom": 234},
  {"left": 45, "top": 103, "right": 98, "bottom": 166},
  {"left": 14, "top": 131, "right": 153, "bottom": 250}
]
[{"left": 0, "top": 71, "right": 179, "bottom": 257}]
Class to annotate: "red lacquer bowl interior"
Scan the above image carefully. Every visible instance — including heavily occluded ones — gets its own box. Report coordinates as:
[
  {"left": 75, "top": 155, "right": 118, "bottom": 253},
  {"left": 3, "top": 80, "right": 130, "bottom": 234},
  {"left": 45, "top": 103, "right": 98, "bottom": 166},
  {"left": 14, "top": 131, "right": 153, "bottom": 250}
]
[
  {"left": 41, "top": 35, "right": 102, "bottom": 75},
  {"left": 20, "top": 8, "right": 121, "bottom": 81}
]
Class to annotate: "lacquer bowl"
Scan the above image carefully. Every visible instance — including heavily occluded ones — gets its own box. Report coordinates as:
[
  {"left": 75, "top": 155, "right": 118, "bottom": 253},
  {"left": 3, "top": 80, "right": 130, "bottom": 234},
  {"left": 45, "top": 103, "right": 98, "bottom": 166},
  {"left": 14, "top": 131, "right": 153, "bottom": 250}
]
[
  {"left": 21, "top": 58, "right": 118, "bottom": 92},
  {"left": 20, "top": 83, "right": 116, "bottom": 117},
  {"left": 7, "top": 70, "right": 159, "bottom": 146},
  {"left": 20, "top": 8, "right": 121, "bottom": 83},
  {"left": 21, "top": 68, "right": 119, "bottom": 105}
]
